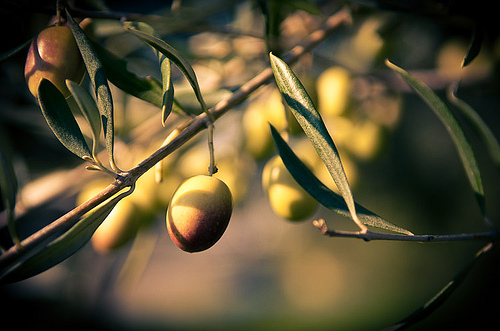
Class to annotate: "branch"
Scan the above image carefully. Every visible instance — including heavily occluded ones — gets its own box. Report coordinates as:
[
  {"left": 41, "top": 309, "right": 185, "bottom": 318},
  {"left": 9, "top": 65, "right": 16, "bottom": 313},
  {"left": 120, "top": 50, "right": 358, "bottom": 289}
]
[
  {"left": 313, "top": 219, "right": 499, "bottom": 243},
  {"left": 0, "top": 6, "right": 353, "bottom": 270}
]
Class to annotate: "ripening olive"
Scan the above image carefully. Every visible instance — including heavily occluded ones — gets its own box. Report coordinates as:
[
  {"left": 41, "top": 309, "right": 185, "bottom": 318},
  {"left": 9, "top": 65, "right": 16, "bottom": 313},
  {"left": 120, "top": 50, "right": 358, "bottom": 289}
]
[
  {"left": 77, "top": 179, "right": 154, "bottom": 254},
  {"left": 242, "top": 88, "right": 290, "bottom": 160},
  {"left": 91, "top": 198, "right": 145, "bottom": 254},
  {"left": 25, "top": 26, "right": 86, "bottom": 98},
  {"left": 166, "top": 175, "right": 233, "bottom": 253},
  {"left": 242, "top": 103, "right": 275, "bottom": 160},
  {"left": 262, "top": 155, "right": 318, "bottom": 222}
]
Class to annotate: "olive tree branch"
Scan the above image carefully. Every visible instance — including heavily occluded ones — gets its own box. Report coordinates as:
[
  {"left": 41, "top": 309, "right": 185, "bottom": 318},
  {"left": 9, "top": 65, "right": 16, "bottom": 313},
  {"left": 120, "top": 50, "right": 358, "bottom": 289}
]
[
  {"left": 0, "top": 6, "right": 353, "bottom": 270},
  {"left": 313, "top": 219, "right": 499, "bottom": 243}
]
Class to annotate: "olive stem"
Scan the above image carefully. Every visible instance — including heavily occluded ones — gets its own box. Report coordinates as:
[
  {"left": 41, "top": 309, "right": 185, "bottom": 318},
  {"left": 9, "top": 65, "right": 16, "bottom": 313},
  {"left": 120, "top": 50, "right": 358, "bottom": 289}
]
[
  {"left": 82, "top": 156, "right": 118, "bottom": 178},
  {"left": 313, "top": 219, "right": 499, "bottom": 243},
  {"left": 207, "top": 121, "right": 217, "bottom": 176},
  {"left": 55, "top": 0, "right": 66, "bottom": 26}
]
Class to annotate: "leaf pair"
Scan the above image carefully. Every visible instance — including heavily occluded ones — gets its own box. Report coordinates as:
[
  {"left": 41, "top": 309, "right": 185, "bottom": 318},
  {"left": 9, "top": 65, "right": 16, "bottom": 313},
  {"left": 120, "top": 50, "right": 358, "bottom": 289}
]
[
  {"left": 123, "top": 21, "right": 208, "bottom": 123},
  {"left": 37, "top": 11, "right": 118, "bottom": 172},
  {"left": 269, "top": 53, "right": 412, "bottom": 235},
  {"left": 270, "top": 52, "right": 498, "bottom": 233}
]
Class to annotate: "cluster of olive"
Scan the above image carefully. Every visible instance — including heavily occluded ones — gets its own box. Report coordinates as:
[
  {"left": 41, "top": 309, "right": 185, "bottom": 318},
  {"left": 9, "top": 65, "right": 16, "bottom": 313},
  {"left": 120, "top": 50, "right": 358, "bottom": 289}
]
[
  {"left": 241, "top": 65, "right": 401, "bottom": 222},
  {"left": 24, "top": 17, "right": 400, "bottom": 254},
  {"left": 25, "top": 22, "right": 234, "bottom": 254}
]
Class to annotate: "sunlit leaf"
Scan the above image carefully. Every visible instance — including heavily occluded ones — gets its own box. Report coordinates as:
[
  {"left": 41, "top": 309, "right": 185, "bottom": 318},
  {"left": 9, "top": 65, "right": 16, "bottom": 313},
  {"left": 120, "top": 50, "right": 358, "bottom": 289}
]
[
  {"left": 91, "top": 40, "right": 163, "bottom": 108},
  {"left": 384, "top": 243, "right": 493, "bottom": 330},
  {"left": 124, "top": 22, "right": 208, "bottom": 113},
  {"left": 0, "top": 191, "right": 125, "bottom": 284},
  {"left": 270, "top": 124, "right": 413, "bottom": 235},
  {"left": 386, "top": 60, "right": 485, "bottom": 211},
  {"left": 67, "top": 10, "right": 118, "bottom": 171},
  {"left": 270, "top": 53, "right": 361, "bottom": 226},
  {"left": 66, "top": 80, "right": 101, "bottom": 159},
  {"left": 38, "top": 79, "right": 92, "bottom": 159}
]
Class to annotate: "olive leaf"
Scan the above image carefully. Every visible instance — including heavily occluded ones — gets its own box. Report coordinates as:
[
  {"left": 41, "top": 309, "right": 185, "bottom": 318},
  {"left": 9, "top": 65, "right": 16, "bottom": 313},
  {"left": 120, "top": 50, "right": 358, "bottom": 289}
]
[
  {"left": 269, "top": 53, "right": 363, "bottom": 229},
  {"left": 66, "top": 80, "right": 101, "bottom": 160},
  {"left": 0, "top": 191, "right": 125, "bottom": 284},
  {"left": 38, "top": 79, "right": 92, "bottom": 159},
  {"left": 66, "top": 10, "right": 118, "bottom": 171},
  {"left": 447, "top": 85, "right": 500, "bottom": 168},
  {"left": 160, "top": 53, "right": 174, "bottom": 125},
  {"left": 124, "top": 22, "right": 208, "bottom": 114},
  {"left": 385, "top": 60, "right": 485, "bottom": 214},
  {"left": 91, "top": 40, "right": 163, "bottom": 108},
  {"left": 462, "top": 27, "right": 483, "bottom": 68},
  {"left": 270, "top": 124, "right": 413, "bottom": 235},
  {"left": 123, "top": 21, "right": 175, "bottom": 125},
  {"left": 384, "top": 243, "right": 493, "bottom": 330}
]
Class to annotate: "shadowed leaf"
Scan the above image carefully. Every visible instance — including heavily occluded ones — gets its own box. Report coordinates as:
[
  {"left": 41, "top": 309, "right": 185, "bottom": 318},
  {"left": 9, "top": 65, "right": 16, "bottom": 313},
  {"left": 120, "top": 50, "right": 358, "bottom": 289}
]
[
  {"left": 67, "top": 10, "right": 117, "bottom": 171},
  {"left": 384, "top": 243, "right": 493, "bottom": 330},
  {"left": 0, "top": 190, "right": 126, "bottom": 284},
  {"left": 124, "top": 22, "right": 207, "bottom": 113},
  {"left": 124, "top": 21, "right": 175, "bottom": 125},
  {"left": 66, "top": 80, "right": 101, "bottom": 159},
  {"left": 91, "top": 40, "right": 163, "bottom": 108},
  {"left": 447, "top": 85, "right": 500, "bottom": 168},
  {"left": 38, "top": 79, "right": 91, "bottom": 159},
  {"left": 386, "top": 59, "right": 485, "bottom": 214}
]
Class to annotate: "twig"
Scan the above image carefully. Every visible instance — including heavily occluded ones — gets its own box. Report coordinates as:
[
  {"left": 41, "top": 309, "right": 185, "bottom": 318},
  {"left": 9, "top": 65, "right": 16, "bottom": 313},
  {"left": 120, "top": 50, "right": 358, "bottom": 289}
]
[
  {"left": 313, "top": 219, "right": 499, "bottom": 243},
  {"left": 0, "top": 6, "right": 354, "bottom": 270}
]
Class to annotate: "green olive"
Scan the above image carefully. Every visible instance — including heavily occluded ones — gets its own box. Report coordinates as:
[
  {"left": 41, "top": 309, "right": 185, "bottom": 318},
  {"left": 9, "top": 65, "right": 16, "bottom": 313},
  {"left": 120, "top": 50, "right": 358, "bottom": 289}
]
[
  {"left": 316, "top": 66, "right": 351, "bottom": 117},
  {"left": 166, "top": 175, "right": 233, "bottom": 253},
  {"left": 77, "top": 179, "right": 154, "bottom": 254},
  {"left": 262, "top": 156, "right": 318, "bottom": 221},
  {"left": 24, "top": 26, "right": 86, "bottom": 98},
  {"left": 91, "top": 198, "right": 145, "bottom": 254}
]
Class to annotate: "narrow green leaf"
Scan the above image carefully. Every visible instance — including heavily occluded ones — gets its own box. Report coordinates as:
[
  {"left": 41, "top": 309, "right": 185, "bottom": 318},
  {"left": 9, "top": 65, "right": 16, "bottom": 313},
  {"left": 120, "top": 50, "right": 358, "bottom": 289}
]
[
  {"left": 462, "top": 27, "right": 483, "bottom": 68},
  {"left": 270, "top": 124, "right": 413, "bottom": 235},
  {"left": 160, "top": 54, "right": 174, "bottom": 125},
  {"left": 124, "top": 21, "right": 175, "bottom": 124},
  {"left": 386, "top": 60, "right": 484, "bottom": 209},
  {"left": 124, "top": 22, "right": 208, "bottom": 113},
  {"left": 384, "top": 243, "right": 493, "bottom": 331},
  {"left": 38, "top": 79, "right": 92, "bottom": 159},
  {"left": 447, "top": 85, "right": 500, "bottom": 168},
  {"left": 91, "top": 40, "right": 163, "bottom": 108},
  {"left": 66, "top": 80, "right": 101, "bottom": 159},
  {"left": 269, "top": 53, "right": 361, "bottom": 226},
  {"left": 66, "top": 10, "right": 117, "bottom": 171},
  {"left": 0, "top": 192, "right": 124, "bottom": 284}
]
